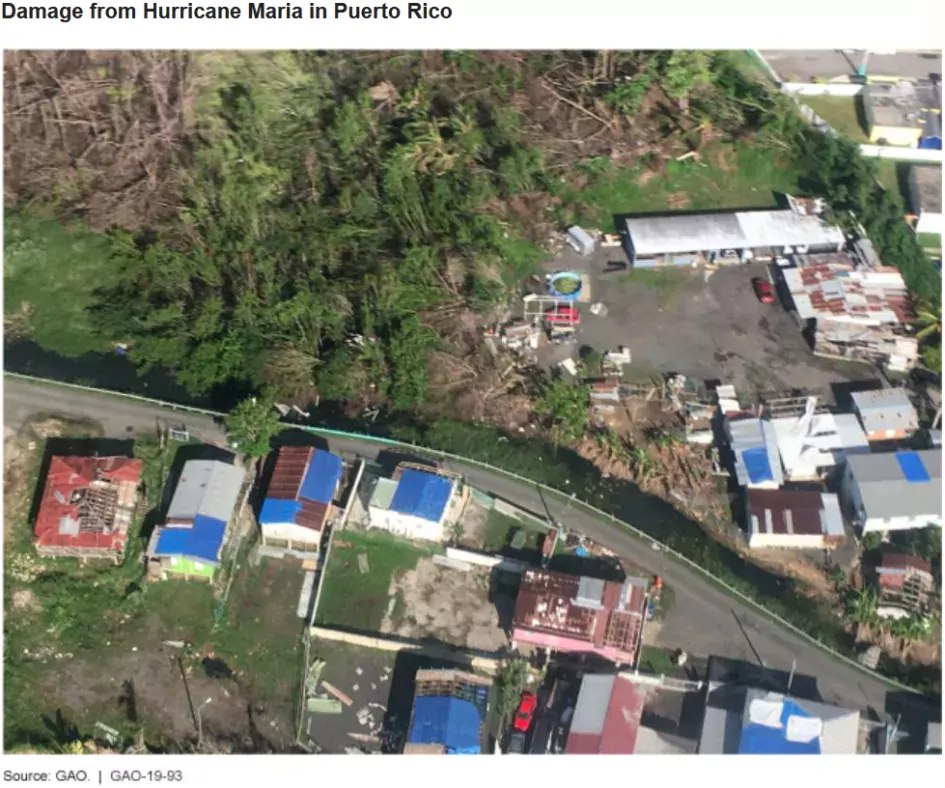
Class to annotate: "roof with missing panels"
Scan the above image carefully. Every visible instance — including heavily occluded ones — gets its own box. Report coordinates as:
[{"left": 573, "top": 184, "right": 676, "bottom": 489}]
[
  {"left": 259, "top": 446, "right": 342, "bottom": 532},
  {"left": 512, "top": 569, "right": 647, "bottom": 662},
  {"left": 846, "top": 450, "right": 942, "bottom": 520}
]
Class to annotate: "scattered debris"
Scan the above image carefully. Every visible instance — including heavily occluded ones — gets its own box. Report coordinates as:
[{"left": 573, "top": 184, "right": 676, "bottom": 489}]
[
  {"left": 357, "top": 553, "right": 370, "bottom": 574},
  {"left": 352, "top": 684, "right": 360, "bottom": 692},
  {"left": 307, "top": 697, "right": 343, "bottom": 714},
  {"left": 321, "top": 681, "right": 354, "bottom": 707},
  {"left": 559, "top": 357, "right": 579, "bottom": 376},
  {"left": 589, "top": 301, "right": 608, "bottom": 317},
  {"left": 162, "top": 640, "right": 186, "bottom": 649},
  {"left": 355, "top": 667, "right": 363, "bottom": 676},
  {"left": 348, "top": 732, "right": 380, "bottom": 744}
]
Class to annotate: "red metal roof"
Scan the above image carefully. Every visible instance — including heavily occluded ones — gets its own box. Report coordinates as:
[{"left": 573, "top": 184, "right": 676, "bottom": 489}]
[
  {"left": 512, "top": 569, "right": 646, "bottom": 662},
  {"left": 747, "top": 489, "right": 827, "bottom": 536},
  {"left": 878, "top": 552, "right": 933, "bottom": 577},
  {"left": 565, "top": 676, "right": 645, "bottom": 754},
  {"left": 33, "top": 456, "right": 142, "bottom": 554},
  {"left": 266, "top": 446, "right": 313, "bottom": 500}
]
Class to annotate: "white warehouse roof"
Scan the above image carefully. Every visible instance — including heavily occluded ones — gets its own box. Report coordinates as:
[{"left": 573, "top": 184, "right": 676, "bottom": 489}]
[{"left": 624, "top": 208, "right": 844, "bottom": 257}]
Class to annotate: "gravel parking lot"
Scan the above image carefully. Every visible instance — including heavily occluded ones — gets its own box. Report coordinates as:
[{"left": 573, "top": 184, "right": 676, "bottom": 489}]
[{"left": 538, "top": 247, "right": 860, "bottom": 400}]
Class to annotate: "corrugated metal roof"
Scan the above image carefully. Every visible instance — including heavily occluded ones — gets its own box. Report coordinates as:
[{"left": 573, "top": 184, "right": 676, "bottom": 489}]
[
  {"left": 512, "top": 569, "right": 646, "bottom": 661},
  {"left": 852, "top": 389, "right": 918, "bottom": 434},
  {"left": 878, "top": 552, "right": 933, "bottom": 576},
  {"left": 166, "top": 459, "right": 245, "bottom": 524},
  {"left": 624, "top": 208, "right": 843, "bottom": 257},
  {"left": 727, "top": 418, "right": 784, "bottom": 488},
  {"left": 567, "top": 675, "right": 644, "bottom": 754},
  {"left": 260, "top": 447, "right": 341, "bottom": 531},
  {"left": 847, "top": 450, "right": 942, "bottom": 521},
  {"left": 369, "top": 477, "right": 398, "bottom": 510},
  {"left": 747, "top": 490, "right": 844, "bottom": 539},
  {"left": 33, "top": 455, "right": 141, "bottom": 554}
]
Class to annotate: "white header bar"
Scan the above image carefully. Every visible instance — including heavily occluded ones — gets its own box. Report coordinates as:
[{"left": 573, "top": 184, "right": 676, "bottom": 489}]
[{"left": 0, "top": 1, "right": 943, "bottom": 49}]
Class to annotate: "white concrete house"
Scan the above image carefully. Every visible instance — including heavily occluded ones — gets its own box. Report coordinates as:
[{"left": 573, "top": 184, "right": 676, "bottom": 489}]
[
  {"left": 366, "top": 468, "right": 456, "bottom": 542},
  {"left": 842, "top": 450, "right": 942, "bottom": 533}
]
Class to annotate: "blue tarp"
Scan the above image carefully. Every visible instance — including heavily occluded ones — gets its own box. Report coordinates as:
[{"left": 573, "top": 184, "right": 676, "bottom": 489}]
[
  {"left": 389, "top": 469, "right": 452, "bottom": 522},
  {"left": 259, "top": 498, "right": 302, "bottom": 525},
  {"left": 918, "top": 136, "right": 942, "bottom": 150},
  {"left": 742, "top": 446, "right": 774, "bottom": 484},
  {"left": 154, "top": 514, "right": 226, "bottom": 564},
  {"left": 738, "top": 698, "right": 821, "bottom": 755},
  {"left": 896, "top": 451, "right": 931, "bottom": 483},
  {"left": 298, "top": 450, "right": 343, "bottom": 504},
  {"left": 408, "top": 696, "right": 483, "bottom": 754}
]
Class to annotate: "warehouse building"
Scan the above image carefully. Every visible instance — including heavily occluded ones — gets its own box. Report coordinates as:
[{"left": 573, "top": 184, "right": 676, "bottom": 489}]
[
  {"left": 621, "top": 196, "right": 844, "bottom": 268},
  {"left": 746, "top": 489, "right": 845, "bottom": 550},
  {"left": 841, "top": 450, "right": 942, "bottom": 533}
]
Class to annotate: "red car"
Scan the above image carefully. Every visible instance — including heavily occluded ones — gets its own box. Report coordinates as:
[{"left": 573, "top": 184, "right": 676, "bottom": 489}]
[
  {"left": 544, "top": 305, "right": 580, "bottom": 325},
  {"left": 513, "top": 692, "right": 537, "bottom": 732},
  {"left": 752, "top": 277, "right": 775, "bottom": 304}
]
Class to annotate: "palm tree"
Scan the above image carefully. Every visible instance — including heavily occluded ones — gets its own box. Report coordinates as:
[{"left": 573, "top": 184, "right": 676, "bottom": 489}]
[
  {"left": 846, "top": 587, "right": 878, "bottom": 626},
  {"left": 914, "top": 299, "right": 941, "bottom": 343}
]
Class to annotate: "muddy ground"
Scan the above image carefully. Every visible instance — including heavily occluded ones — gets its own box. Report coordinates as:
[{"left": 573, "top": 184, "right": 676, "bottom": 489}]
[{"left": 381, "top": 557, "right": 510, "bottom": 653}]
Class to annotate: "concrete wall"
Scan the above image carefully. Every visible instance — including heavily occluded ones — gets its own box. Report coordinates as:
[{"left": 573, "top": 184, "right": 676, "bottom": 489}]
[
  {"left": 445, "top": 546, "right": 503, "bottom": 568},
  {"left": 860, "top": 144, "right": 943, "bottom": 162},
  {"left": 367, "top": 508, "right": 444, "bottom": 542},
  {"left": 307, "top": 625, "right": 501, "bottom": 674},
  {"left": 870, "top": 126, "right": 924, "bottom": 148},
  {"left": 262, "top": 521, "right": 321, "bottom": 548},
  {"left": 782, "top": 82, "right": 864, "bottom": 97},
  {"left": 916, "top": 212, "right": 944, "bottom": 235}
]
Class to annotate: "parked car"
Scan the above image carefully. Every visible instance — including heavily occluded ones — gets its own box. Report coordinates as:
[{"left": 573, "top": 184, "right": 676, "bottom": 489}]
[
  {"left": 513, "top": 692, "right": 538, "bottom": 732},
  {"left": 752, "top": 277, "right": 774, "bottom": 304},
  {"left": 506, "top": 730, "right": 527, "bottom": 754}
]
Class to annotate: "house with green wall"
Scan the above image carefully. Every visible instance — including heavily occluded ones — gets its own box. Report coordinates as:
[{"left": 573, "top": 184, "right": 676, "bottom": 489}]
[{"left": 145, "top": 457, "right": 246, "bottom": 582}]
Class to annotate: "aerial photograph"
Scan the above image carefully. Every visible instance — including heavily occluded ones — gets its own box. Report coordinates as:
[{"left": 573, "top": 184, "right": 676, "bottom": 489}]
[{"left": 2, "top": 49, "right": 942, "bottom": 756}]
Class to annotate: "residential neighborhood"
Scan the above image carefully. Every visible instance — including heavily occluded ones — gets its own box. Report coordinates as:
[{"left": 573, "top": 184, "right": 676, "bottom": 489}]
[{"left": 2, "top": 47, "right": 942, "bottom": 761}]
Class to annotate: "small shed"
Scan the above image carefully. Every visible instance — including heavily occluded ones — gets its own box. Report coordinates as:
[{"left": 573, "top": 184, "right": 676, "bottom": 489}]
[
  {"left": 746, "top": 490, "right": 845, "bottom": 549},
  {"left": 851, "top": 388, "right": 919, "bottom": 442},
  {"left": 566, "top": 226, "right": 595, "bottom": 256}
]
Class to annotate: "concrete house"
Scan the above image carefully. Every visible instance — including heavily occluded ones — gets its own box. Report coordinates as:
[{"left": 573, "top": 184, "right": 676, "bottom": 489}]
[
  {"left": 851, "top": 388, "right": 919, "bottom": 442},
  {"left": 841, "top": 450, "right": 942, "bottom": 533},
  {"left": 746, "top": 490, "right": 845, "bottom": 550},
  {"left": 366, "top": 467, "right": 459, "bottom": 542},
  {"left": 258, "top": 446, "right": 343, "bottom": 553},
  {"left": 874, "top": 553, "right": 935, "bottom": 619},
  {"left": 146, "top": 458, "right": 246, "bottom": 581},
  {"left": 621, "top": 197, "right": 844, "bottom": 268},
  {"left": 33, "top": 455, "right": 142, "bottom": 564},
  {"left": 511, "top": 569, "right": 648, "bottom": 667}
]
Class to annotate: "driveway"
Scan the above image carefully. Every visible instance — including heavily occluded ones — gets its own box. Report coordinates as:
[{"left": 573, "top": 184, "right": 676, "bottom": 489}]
[
  {"left": 537, "top": 251, "right": 858, "bottom": 399},
  {"left": 760, "top": 50, "right": 942, "bottom": 83}
]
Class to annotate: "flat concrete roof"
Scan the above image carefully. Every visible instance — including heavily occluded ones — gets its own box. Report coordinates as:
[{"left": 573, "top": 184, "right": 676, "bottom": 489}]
[
  {"left": 911, "top": 165, "right": 942, "bottom": 215},
  {"left": 866, "top": 82, "right": 924, "bottom": 128}
]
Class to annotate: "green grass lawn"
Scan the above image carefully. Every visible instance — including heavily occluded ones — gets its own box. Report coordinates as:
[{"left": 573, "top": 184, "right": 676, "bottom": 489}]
[
  {"left": 314, "top": 529, "right": 436, "bottom": 632},
  {"left": 637, "top": 645, "right": 680, "bottom": 676},
  {"left": 873, "top": 159, "right": 903, "bottom": 196},
  {"left": 565, "top": 143, "right": 802, "bottom": 227},
  {"left": 918, "top": 232, "right": 942, "bottom": 257},
  {"left": 482, "top": 508, "right": 547, "bottom": 553},
  {"left": 801, "top": 95, "right": 869, "bottom": 143},
  {"left": 3, "top": 212, "right": 114, "bottom": 357}
]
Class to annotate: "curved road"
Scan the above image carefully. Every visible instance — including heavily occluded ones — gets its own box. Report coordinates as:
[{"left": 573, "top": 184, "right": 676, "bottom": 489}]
[{"left": 3, "top": 377, "right": 930, "bottom": 721}]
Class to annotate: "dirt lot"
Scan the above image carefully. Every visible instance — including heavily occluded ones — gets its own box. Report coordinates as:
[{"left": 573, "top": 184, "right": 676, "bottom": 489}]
[
  {"left": 536, "top": 247, "right": 860, "bottom": 401},
  {"left": 381, "top": 557, "right": 510, "bottom": 653}
]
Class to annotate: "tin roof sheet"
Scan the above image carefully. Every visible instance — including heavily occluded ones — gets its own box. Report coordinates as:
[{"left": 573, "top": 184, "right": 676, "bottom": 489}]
[{"left": 166, "top": 459, "right": 245, "bottom": 525}]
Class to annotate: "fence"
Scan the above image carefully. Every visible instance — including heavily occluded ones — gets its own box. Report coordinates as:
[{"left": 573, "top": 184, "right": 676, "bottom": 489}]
[{"left": 3, "top": 371, "right": 920, "bottom": 694}]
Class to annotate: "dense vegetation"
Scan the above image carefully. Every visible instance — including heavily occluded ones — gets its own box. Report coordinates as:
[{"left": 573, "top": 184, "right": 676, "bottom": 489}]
[{"left": 8, "top": 50, "right": 936, "bottom": 405}]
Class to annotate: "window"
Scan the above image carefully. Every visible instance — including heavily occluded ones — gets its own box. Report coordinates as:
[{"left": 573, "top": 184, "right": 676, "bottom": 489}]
[{"left": 193, "top": 561, "right": 204, "bottom": 571}]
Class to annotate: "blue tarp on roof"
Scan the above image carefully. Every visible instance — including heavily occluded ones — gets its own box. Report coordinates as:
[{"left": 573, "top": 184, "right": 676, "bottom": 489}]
[
  {"left": 738, "top": 698, "right": 821, "bottom": 755},
  {"left": 742, "top": 446, "right": 774, "bottom": 484},
  {"left": 896, "top": 451, "right": 931, "bottom": 483},
  {"left": 298, "top": 450, "right": 343, "bottom": 505},
  {"left": 154, "top": 514, "right": 226, "bottom": 564},
  {"left": 389, "top": 469, "right": 452, "bottom": 522},
  {"left": 259, "top": 498, "right": 302, "bottom": 525},
  {"left": 408, "top": 696, "right": 483, "bottom": 754}
]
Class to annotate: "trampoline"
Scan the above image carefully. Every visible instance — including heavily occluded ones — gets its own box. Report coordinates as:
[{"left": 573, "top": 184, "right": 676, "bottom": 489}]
[{"left": 548, "top": 271, "right": 583, "bottom": 301}]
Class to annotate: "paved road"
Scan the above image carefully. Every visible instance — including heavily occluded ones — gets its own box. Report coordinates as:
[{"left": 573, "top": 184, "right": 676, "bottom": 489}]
[
  {"left": 760, "top": 50, "right": 942, "bottom": 83},
  {"left": 3, "top": 377, "right": 930, "bottom": 720}
]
